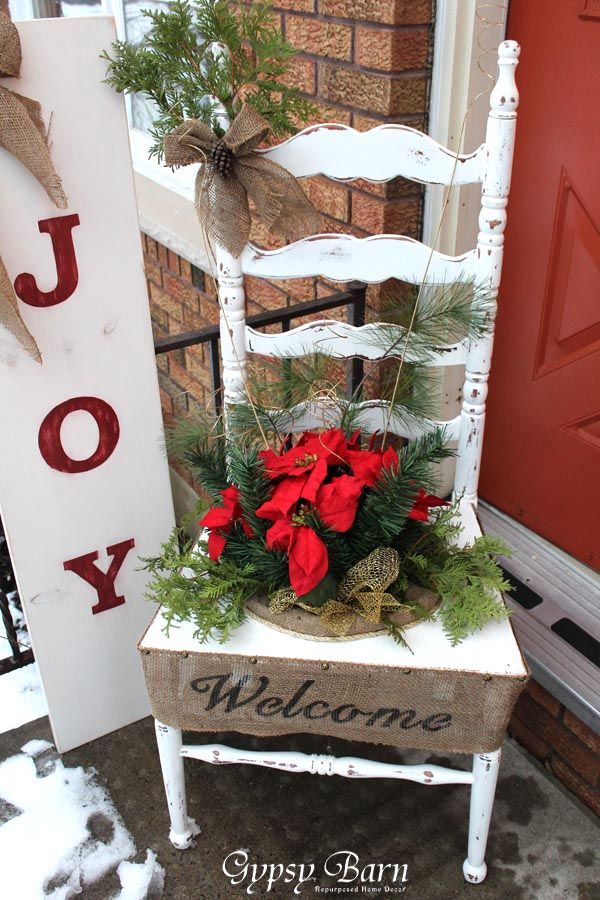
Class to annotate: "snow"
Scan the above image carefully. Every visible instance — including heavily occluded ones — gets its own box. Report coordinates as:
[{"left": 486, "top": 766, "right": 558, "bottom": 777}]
[
  {"left": 0, "top": 661, "right": 47, "bottom": 733},
  {"left": 115, "top": 850, "right": 165, "bottom": 900},
  {"left": 0, "top": 741, "right": 165, "bottom": 899},
  {"left": 0, "top": 592, "right": 48, "bottom": 734},
  {"left": 20, "top": 738, "right": 53, "bottom": 756}
]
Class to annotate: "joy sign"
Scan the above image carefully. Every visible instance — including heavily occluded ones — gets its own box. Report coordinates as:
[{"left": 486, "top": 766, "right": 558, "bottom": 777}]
[{"left": 0, "top": 18, "right": 175, "bottom": 752}]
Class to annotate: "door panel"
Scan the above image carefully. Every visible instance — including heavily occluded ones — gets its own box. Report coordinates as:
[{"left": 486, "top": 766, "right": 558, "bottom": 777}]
[{"left": 480, "top": 0, "right": 600, "bottom": 570}]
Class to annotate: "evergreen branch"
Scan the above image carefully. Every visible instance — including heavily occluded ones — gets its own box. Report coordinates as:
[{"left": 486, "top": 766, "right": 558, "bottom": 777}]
[
  {"left": 223, "top": 530, "right": 289, "bottom": 588},
  {"left": 102, "top": 0, "right": 317, "bottom": 159},
  {"left": 166, "top": 412, "right": 229, "bottom": 501},
  {"left": 376, "top": 278, "right": 497, "bottom": 362},
  {"left": 142, "top": 532, "right": 259, "bottom": 643},
  {"left": 226, "top": 443, "right": 272, "bottom": 536},
  {"left": 401, "top": 506, "right": 512, "bottom": 644},
  {"left": 349, "top": 428, "right": 452, "bottom": 558}
]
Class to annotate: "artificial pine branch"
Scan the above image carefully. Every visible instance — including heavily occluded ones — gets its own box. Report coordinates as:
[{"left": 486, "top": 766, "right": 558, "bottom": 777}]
[
  {"left": 166, "top": 411, "right": 228, "bottom": 501},
  {"left": 102, "top": 0, "right": 317, "bottom": 159},
  {"left": 377, "top": 278, "right": 497, "bottom": 362},
  {"left": 349, "top": 428, "right": 452, "bottom": 558},
  {"left": 226, "top": 443, "right": 272, "bottom": 536},
  {"left": 223, "top": 530, "right": 289, "bottom": 588}
]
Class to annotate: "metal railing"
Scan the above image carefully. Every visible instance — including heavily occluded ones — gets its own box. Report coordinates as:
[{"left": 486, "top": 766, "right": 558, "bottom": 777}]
[
  {"left": 0, "top": 523, "right": 33, "bottom": 676},
  {"left": 154, "top": 282, "right": 367, "bottom": 415}
]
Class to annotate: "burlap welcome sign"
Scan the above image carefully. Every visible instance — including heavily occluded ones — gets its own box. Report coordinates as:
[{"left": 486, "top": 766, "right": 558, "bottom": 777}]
[{"left": 140, "top": 615, "right": 528, "bottom": 754}]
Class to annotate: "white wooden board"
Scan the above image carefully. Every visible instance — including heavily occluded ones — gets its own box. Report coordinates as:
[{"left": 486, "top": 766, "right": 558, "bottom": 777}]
[{"left": 0, "top": 17, "right": 175, "bottom": 752}]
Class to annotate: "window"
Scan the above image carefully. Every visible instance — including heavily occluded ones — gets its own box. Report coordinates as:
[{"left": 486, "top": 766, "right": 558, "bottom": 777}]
[{"left": 8, "top": 0, "right": 196, "bottom": 202}]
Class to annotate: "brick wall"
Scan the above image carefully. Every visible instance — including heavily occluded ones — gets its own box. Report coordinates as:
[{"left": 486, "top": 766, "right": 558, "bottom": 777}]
[{"left": 509, "top": 681, "right": 600, "bottom": 817}]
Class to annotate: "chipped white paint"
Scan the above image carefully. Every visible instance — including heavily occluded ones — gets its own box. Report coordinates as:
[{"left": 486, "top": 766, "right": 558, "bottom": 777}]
[
  {"left": 154, "top": 721, "right": 199, "bottom": 850},
  {"left": 155, "top": 43, "right": 522, "bottom": 885},
  {"left": 216, "top": 243, "right": 247, "bottom": 407},
  {"left": 265, "top": 398, "right": 461, "bottom": 442},
  {"left": 454, "top": 41, "right": 520, "bottom": 504},
  {"left": 463, "top": 749, "right": 502, "bottom": 884},
  {"left": 246, "top": 319, "right": 468, "bottom": 367},
  {"left": 241, "top": 235, "right": 477, "bottom": 285},
  {"left": 181, "top": 744, "right": 475, "bottom": 784},
  {"left": 261, "top": 123, "right": 486, "bottom": 186}
]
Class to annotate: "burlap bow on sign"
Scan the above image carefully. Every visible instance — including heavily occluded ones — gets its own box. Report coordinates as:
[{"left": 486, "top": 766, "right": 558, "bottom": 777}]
[
  {"left": 164, "top": 103, "right": 320, "bottom": 258},
  {"left": 0, "top": 13, "right": 68, "bottom": 362}
]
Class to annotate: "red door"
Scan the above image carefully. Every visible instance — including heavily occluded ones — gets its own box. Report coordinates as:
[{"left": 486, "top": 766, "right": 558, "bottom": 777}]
[{"left": 480, "top": 0, "right": 600, "bottom": 571}]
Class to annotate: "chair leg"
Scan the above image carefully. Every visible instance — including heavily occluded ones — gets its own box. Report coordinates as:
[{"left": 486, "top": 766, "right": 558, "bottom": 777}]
[
  {"left": 154, "top": 720, "right": 198, "bottom": 849},
  {"left": 463, "top": 747, "right": 501, "bottom": 884}
]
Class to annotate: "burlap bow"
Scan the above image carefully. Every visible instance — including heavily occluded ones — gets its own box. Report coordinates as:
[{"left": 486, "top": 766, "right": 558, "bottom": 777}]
[
  {"left": 164, "top": 103, "right": 320, "bottom": 258},
  {"left": 0, "top": 14, "right": 68, "bottom": 362},
  {"left": 269, "top": 547, "right": 427, "bottom": 637}
]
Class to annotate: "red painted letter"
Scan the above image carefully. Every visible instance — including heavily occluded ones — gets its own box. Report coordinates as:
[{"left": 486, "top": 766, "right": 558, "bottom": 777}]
[
  {"left": 15, "top": 214, "right": 80, "bottom": 307},
  {"left": 63, "top": 539, "right": 135, "bottom": 615},
  {"left": 38, "top": 397, "right": 120, "bottom": 473}
]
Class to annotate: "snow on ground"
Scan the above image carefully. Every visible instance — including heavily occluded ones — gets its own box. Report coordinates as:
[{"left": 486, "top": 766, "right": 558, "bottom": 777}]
[
  {"left": 115, "top": 850, "right": 165, "bottom": 900},
  {"left": 0, "top": 592, "right": 48, "bottom": 734},
  {"left": 0, "top": 739, "right": 165, "bottom": 899}
]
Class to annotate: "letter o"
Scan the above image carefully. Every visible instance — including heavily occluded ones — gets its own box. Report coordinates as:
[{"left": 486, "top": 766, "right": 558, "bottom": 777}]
[{"left": 38, "top": 396, "right": 120, "bottom": 473}]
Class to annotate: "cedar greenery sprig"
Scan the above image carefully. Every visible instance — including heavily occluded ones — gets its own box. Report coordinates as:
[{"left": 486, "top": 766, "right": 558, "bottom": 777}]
[
  {"left": 101, "top": 0, "right": 317, "bottom": 160},
  {"left": 143, "top": 531, "right": 259, "bottom": 643},
  {"left": 400, "top": 505, "right": 512, "bottom": 644}
]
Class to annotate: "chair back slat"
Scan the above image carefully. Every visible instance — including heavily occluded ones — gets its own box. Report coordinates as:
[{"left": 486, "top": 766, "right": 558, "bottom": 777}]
[
  {"left": 246, "top": 320, "right": 467, "bottom": 368},
  {"left": 261, "top": 124, "right": 485, "bottom": 186},
  {"left": 270, "top": 399, "right": 461, "bottom": 443},
  {"left": 241, "top": 236, "right": 478, "bottom": 285}
]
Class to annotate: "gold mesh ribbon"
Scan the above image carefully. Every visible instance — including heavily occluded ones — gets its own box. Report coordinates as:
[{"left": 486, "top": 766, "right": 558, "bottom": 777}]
[
  {"left": 0, "top": 14, "right": 68, "bottom": 362},
  {"left": 269, "top": 547, "right": 419, "bottom": 637},
  {"left": 163, "top": 103, "right": 320, "bottom": 258}
]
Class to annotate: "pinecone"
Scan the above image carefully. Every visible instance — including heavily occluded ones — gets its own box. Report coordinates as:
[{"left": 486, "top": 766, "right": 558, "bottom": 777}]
[{"left": 210, "top": 139, "right": 234, "bottom": 178}]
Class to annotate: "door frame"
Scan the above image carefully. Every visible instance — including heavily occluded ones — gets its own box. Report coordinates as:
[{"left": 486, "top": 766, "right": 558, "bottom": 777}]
[
  {"left": 426, "top": 2, "right": 600, "bottom": 730},
  {"left": 424, "top": 0, "right": 509, "bottom": 255}
]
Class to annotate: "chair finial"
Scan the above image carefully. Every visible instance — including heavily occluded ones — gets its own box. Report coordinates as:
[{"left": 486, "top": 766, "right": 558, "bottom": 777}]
[{"left": 490, "top": 40, "right": 520, "bottom": 115}]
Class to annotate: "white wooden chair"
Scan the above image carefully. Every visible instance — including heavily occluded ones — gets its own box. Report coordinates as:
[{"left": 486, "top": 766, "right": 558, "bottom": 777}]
[{"left": 140, "top": 41, "right": 528, "bottom": 885}]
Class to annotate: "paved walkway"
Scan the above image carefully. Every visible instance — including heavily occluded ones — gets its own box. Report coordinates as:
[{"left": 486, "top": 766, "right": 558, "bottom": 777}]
[{"left": 1, "top": 716, "right": 598, "bottom": 899}]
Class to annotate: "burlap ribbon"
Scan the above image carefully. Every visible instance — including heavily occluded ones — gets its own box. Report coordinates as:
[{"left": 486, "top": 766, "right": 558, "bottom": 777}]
[
  {"left": 164, "top": 103, "right": 320, "bottom": 258},
  {"left": 0, "top": 14, "right": 68, "bottom": 362},
  {"left": 269, "top": 547, "right": 425, "bottom": 637}
]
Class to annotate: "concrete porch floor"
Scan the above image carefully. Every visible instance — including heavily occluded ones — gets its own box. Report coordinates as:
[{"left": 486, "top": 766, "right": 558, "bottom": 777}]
[{"left": 1, "top": 716, "right": 598, "bottom": 900}]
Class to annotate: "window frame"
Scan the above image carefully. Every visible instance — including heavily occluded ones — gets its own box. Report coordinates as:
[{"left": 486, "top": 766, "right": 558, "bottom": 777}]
[{"left": 9, "top": 0, "right": 196, "bottom": 202}]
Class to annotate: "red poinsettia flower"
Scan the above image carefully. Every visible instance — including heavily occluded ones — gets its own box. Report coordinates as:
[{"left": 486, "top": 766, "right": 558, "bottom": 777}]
[
  {"left": 315, "top": 474, "right": 364, "bottom": 531},
  {"left": 260, "top": 428, "right": 348, "bottom": 479},
  {"left": 265, "top": 516, "right": 329, "bottom": 598},
  {"left": 199, "top": 485, "right": 252, "bottom": 561},
  {"left": 346, "top": 444, "right": 399, "bottom": 486},
  {"left": 408, "top": 488, "right": 449, "bottom": 522},
  {"left": 258, "top": 473, "right": 364, "bottom": 596}
]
